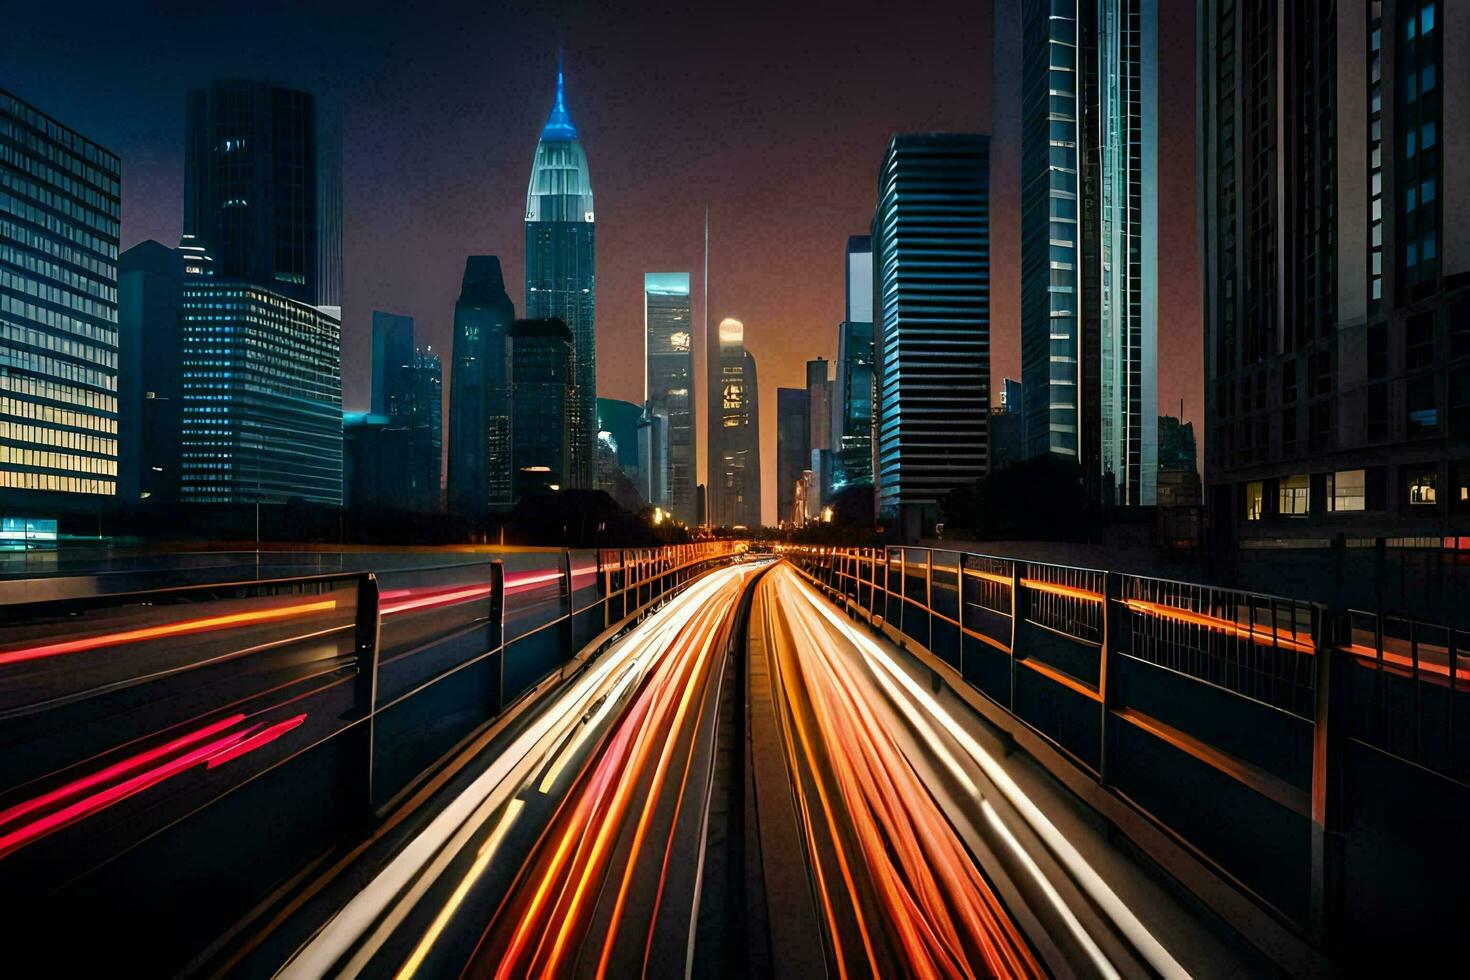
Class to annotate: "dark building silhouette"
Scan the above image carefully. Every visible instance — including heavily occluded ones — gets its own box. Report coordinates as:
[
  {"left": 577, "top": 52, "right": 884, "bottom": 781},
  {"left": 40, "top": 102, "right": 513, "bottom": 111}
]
[
  {"left": 118, "top": 241, "right": 185, "bottom": 503},
  {"left": 180, "top": 80, "right": 341, "bottom": 308},
  {"left": 343, "top": 413, "right": 434, "bottom": 512},
  {"left": 1158, "top": 415, "right": 1197, "bottom": 474},
  {"left": 525, "top": 62, "right": 596, "bottom": 489},
  {"left": 371, "top": 312, "right": 414, "bottom": 416},
  {"left": 1200, "top": 1, "right": 1470, "bottom": 542},
  {"left": 447, "top": 256, "right": 516, "bottom": 514},
  {"left": 872, "top": 134, "right": 991, "bottom": 537},
  {"left": 510, "top": 318, "right": 573, "bottom": 499},
  {"left": 777, "top": 387, "right": 810, "bottom": 526},
  {"left": 0, "top": 88, "right": 121, "bottom": 511},
  {"left": 363, "top": 311, "right": 440, "bottom": 511},
  {"left": 989, "top": 378, "right": 1025, "bottom": 475}
]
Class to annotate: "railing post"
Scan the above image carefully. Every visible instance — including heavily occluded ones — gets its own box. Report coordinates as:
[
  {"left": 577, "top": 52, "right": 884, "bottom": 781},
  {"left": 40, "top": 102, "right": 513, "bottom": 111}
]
[
  {"left": 491, "top": 561, "right": 505, "bottom": 712},
  {"left": 353, "top": 573, "right": 381, "bottom": 809},
  {"left": 925, "top": 548, "right": 934, "bottom": 654},
  {"left": 957, "top": 555, "right": 966, "bottom": 680},
  {"left": 898, "top": 548, "right": 906, "bottom": 636},
  {"left": 1009, "top": 560, "right": 1023, "bottom": 712},
  {"left": 562, "top": 549, "right": 574, "bottom": 662},
  {"left": 1098, "top": 571, "right": 1120, "bottom": 785},
  {"left": 1309, "top": 604, "right": 1345, "bottom": 953}
]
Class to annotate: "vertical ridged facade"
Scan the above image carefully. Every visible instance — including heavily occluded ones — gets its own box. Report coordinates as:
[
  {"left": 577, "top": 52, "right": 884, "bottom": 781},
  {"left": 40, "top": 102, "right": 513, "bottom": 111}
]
[
  {"left": 872, "top": 134, "right": 991, "bottom": 529},
  {"left": 1020, "top": 0, "right": 1158, "bottom": 505}
]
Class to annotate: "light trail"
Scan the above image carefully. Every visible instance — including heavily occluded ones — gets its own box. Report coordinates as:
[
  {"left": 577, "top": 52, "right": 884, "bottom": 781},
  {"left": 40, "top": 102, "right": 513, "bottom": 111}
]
[
  {"left": 0, "top": 711, "right": 307, "bottom": 860},
  {"left": 0, "top": 598, "right": 339, "bottom": 667},
  {"left": 761, "top": 566, "right": 1043, "bottom": 978},
  {"left": 277, "top": 565, "right": 748, "bottom": 978},
  {"left": 489, "top": 568, "right": 749, "bottom": 976},
  {"left": 777, "top": 565, "right": 1188, "bottom": 978}
]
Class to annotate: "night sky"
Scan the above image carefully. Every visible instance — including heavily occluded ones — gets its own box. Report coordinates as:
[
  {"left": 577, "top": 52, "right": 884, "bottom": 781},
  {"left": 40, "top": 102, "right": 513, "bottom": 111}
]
[{"left": 8, "top": 1, "right": 1200, "bottom": 524}]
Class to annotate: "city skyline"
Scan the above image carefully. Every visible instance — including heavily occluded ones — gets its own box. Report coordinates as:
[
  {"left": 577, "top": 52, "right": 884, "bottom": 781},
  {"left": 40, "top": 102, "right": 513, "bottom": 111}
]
[
  {"left": 3, "top": 7, "right": 1468, "bottom": 975},
  {"left": 6, "top": 0, "right": 1201, "bottom": 525}
]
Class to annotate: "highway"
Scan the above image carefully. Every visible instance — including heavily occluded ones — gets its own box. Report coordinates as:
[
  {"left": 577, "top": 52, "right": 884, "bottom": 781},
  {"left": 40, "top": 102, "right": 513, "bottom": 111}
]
[
  {"left": 115, "top": 556, "right": 1264, "bottom": 976},
  {"left": 272, "top": 562, "right": 761, "bottom": 977}
]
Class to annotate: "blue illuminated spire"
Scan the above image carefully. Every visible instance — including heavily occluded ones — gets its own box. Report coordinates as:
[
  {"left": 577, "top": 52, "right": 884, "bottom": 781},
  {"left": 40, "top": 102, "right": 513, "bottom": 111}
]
[{"left": 540, "top": 50, "right": 579, "bottom": 141}]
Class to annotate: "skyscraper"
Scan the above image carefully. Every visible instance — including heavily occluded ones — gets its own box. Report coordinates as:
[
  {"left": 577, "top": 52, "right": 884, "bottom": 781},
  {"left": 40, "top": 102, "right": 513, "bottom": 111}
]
[
  {"left": 509, "top": 318, "right": 573, "bottom": 499},
  {"left": 180, "top": 80, "right": 341, "bottom": 308},
  {"left": 118, "top": 241, "right": 185, "bottom": 503},
  {"left": 806, "top": 357, "right": 832, "bottom": 455},
  {"left": 178, "top": 282, "right": 342, "bottom": 504},
  {"left": 1200, "top": 1, "right": 1470, "bottom": 542},
  {"left": 365, "top": 311, "right": 440, "bottom": 511},
  {"left": 709, "top": 318, "right": 761, "bottom": 527},
  {"left": 644, "top": 272, "right": 695, "bottom": 521},
  {"left": 806, "top": 357, "right": 833, "bottom": 509},
  {"left": 872, "top": 134, "right": 992, "bottom": 537},
  {"left": 0, "top": 88, "right": 121, "bottom": 508},
  {"left": 371, "top": 311, "right": 415, "bottom": 416},
  {"left": 1019, "top": 0, "right": 1158, "bottom": 506},
  {"left": 525, "top": 59, "right": 596, "bottom": 490},
  {"left": 835, "top": 235, "right": 875, "bottom": 491},
  {"left": 447, "top": 256, "right": 515, "bottom": 515},
  {"left": 777, "top": 387, "right": 810, "bottom": 526}
]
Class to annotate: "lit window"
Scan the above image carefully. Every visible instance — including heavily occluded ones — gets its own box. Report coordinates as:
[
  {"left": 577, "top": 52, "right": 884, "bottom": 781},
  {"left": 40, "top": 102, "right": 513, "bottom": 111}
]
[
  {"left": 1279, "top": 474, "right": 1310, "bottom": 517},
  {"left": 1246, "top": 481, "right": 1264, "bottom": 521},
  {"left": 1327, "top": 470, "right": 1366, "bottom": 512},
  {"left": 1409, "top": 469, "right": 1438, "bottom": 506}
]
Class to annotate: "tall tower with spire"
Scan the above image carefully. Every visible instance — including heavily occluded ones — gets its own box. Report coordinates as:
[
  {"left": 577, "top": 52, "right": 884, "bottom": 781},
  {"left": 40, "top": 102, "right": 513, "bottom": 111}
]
[{"left": 525, "top": 54, "right": 596, "bottom": 490}]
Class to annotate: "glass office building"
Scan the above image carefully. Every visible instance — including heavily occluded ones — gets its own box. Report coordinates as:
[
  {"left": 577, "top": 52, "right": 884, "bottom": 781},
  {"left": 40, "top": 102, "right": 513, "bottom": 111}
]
[
  {"left": 509, "top": 318, "right": 573, "bottom": 499},
  {"left": 872, "top": 134, "right": 991, "bottom": 535},
  {"left": 525, "top": 63, "right": 596, "bottom": 490},
  {"left": 834, "top": 235, "right": 874, "bottom": 491},
  {"left": 0, "top": 88, "right": 121, "bottom": 505},
  {"left": 181, "top": 80, "right": 341, "bottom": 308},
  {"left": 776, "top": 386, "right": 810, "bottom": 526},
  {"left": 447, "top": 255, "right": 516, "bottom": 514},
  {"left": 643, "top": 272, "right": 695, "bottom": 521},
  {"left": 709, "top": 318, "right": 761, "bottom": 528},
  {"left": 1020, "top": 0, "right": 1158, "bottom": 506},
  {"left": 178, "top": 281, "right": 342, "bottom": 504},
  {"left": 366, "top": 310, "right": 440, "bottom": 511}
]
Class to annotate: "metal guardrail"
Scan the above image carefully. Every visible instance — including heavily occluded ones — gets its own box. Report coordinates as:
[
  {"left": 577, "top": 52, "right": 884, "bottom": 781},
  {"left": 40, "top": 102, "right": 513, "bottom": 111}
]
[
  {"left": 783, "top": 544, "right": 1468, "bottom": 964},
  {"left": 0, "top": 541, "right": 738, "bottom": 972}
]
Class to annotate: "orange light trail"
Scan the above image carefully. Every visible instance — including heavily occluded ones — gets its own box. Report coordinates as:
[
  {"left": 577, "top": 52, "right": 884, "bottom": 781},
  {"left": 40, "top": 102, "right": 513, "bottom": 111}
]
[
  {"left": 0, "top": 598, "right": 339, "bottom": 667},
  {"left": 764, "top": 566, "right": 1045, "bottom": 978},
  {"left": 488, "top": 569, "right": 752, "bottom": 978}
]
